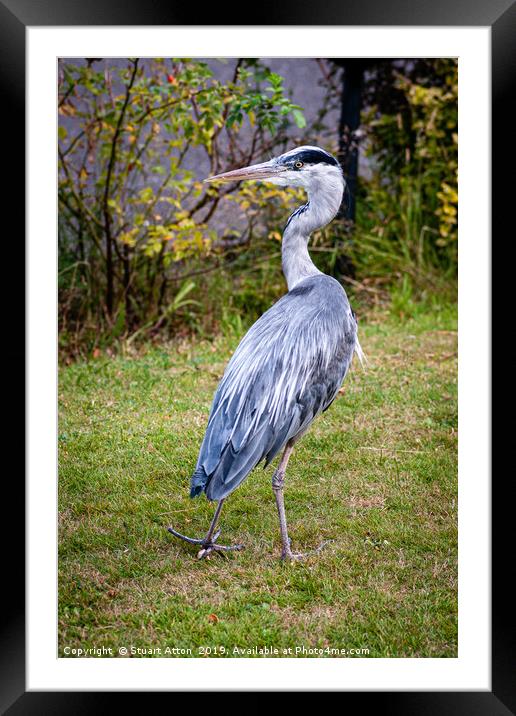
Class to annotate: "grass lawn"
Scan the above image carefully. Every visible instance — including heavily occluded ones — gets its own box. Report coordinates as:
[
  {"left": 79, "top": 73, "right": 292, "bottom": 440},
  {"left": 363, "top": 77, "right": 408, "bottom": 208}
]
[{"left": 58, "top": 304, "right": 458, "bottom": 658}]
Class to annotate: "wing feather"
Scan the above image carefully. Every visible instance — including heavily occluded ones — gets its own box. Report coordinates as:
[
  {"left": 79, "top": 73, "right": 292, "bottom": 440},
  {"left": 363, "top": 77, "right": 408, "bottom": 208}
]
[{"left": 191, "top": 275, "right": 358, "bottom": 501}]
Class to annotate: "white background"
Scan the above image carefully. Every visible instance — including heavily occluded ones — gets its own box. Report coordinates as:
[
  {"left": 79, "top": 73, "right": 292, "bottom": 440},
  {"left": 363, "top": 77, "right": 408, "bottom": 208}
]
[{"left": 27, "top": 26, "right": 490, "bottom": 691}]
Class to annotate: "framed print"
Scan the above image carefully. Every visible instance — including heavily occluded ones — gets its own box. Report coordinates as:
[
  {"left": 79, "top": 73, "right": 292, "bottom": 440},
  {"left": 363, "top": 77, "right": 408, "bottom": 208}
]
[{"left": 2, "top": 0, "right": 511, "bottom": 709}]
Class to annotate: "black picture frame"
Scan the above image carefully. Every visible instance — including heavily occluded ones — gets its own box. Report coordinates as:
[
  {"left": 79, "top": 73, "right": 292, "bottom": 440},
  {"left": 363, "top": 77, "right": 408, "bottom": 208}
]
[{"left": 3, "top": 0, "right": 508, "bottom": 710}]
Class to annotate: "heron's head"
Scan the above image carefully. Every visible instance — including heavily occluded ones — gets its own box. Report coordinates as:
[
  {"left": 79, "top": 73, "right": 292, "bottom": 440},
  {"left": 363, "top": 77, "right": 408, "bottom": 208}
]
[{"left": 204, "top": 145, "right": 343, "bottom": 193}]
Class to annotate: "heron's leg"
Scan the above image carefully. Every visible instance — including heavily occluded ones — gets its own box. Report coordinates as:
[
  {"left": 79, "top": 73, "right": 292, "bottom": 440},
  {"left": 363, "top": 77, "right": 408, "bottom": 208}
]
[
  {"left": 203, "top": 499, "right": 224, "bottom": 543},
  {"left": 167, "top": 498, "right": 245, "bottom": 559},
  {"left": 272, "top": 443, "right": 332, "bottom": 561},
  {"left": 272, "top": 443, "right": 296, "bottom": 560}
]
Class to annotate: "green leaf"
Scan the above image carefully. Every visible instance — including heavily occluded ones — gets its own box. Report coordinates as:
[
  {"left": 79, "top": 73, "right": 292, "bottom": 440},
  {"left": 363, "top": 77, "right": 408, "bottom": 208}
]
[{"left": 292, "top": 109, "right": 306, "bottom": 129}]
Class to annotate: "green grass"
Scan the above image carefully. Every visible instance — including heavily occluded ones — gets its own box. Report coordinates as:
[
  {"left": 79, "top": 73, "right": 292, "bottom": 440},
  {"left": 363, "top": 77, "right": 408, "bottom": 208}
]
[{"left": 58, "top": 304, "right": 458, "bottom": 658}]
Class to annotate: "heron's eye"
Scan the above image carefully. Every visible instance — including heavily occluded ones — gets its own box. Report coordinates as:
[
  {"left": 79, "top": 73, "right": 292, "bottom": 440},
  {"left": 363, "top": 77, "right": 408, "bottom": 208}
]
[{"left": 294, "top": 161, "right": 304, "bottom": 169}]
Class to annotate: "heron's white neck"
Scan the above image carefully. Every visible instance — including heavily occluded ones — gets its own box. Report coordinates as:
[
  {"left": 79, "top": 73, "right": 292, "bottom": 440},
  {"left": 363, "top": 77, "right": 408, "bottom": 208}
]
[{"left": 281, "top": 173, "right": 344, "bottom": 290}]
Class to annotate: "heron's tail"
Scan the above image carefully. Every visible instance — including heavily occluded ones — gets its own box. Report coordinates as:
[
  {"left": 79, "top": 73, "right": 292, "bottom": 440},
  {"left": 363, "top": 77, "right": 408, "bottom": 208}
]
[
  {"left": 354, "top": 338, "right": 368, "bottom": 367},
  {"left": 189, "top": 466, "right": 208, "bottom": 498}
]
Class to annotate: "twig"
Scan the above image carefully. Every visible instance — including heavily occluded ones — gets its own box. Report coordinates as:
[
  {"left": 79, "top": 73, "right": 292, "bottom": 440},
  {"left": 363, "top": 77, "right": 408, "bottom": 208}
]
[
  {"left": 134, "top": 87, "right": 210, "bottom": 124},
  {"left": 342, "top": 275, "right": 386, "bottom": 295},
  {"left": 437, "top": 351, "right": 458, "bottom": 362},
  {"left": 358, "top": 446, "right": 424, "bottom": 454}
]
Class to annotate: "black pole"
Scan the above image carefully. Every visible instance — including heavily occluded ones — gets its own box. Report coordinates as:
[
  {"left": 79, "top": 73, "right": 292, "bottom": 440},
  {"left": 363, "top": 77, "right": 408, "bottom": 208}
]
[{"left": 337, "top": 60, "right": 366, "bottom": 224}]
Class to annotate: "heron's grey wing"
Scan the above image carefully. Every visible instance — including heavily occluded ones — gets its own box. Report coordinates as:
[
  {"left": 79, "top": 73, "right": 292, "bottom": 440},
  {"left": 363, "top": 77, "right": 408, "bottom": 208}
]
[{"left": 190, "top": 275, "right": 358, "bottom": 501}]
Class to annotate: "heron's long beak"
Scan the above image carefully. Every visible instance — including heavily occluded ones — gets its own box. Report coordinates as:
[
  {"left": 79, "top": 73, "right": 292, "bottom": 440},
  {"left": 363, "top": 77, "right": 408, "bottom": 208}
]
[{"left": 204, "top": 160, "right": 286, "bottom": 183}]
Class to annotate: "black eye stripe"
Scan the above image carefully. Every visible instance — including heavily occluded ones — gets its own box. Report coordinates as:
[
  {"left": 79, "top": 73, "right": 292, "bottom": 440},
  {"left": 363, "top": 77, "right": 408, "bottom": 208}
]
[{"left": 282, "top": 149, "right": 339, "bottom": 168}]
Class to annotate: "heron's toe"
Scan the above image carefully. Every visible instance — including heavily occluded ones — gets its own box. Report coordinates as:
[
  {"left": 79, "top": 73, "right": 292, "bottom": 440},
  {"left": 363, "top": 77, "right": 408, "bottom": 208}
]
[
  {"left": 197, "top": 546, "right": 214, "bottom": 559},
  {"left": 197, "top": 539, "right": 245, "bottom": 559}
]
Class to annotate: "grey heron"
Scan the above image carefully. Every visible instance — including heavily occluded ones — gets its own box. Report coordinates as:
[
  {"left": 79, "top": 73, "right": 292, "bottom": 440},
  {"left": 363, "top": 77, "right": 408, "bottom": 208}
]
[{"left": 168, "top": 145, "right": 364, "bottom": 560}]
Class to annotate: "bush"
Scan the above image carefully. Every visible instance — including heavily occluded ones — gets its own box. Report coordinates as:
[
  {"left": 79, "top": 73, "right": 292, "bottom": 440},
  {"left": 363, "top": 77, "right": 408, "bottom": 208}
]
[
  {"left": 58, "top": 58, "right": 306, "bottom": 357},
  {"left": 352, "top": 59, "right": 458, "bottom": 297},
  {"left": 58, "top": 58, "right": 458, "bottom": 359}
]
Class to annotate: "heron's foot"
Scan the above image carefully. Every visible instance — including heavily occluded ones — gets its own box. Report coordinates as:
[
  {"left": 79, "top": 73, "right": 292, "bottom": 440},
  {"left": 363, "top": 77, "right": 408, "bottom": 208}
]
[
  {"left": 167, "top": 526, "right": 244, "bottom": 559},
  {"left": 167, "top": 525, "right": 222, "bottom": 546},
  {"left": 197, "top": 540, "right": 245, "bottom": 560},
  {"left": 280, "top": 539, "right": 333, "bottom": 562}
]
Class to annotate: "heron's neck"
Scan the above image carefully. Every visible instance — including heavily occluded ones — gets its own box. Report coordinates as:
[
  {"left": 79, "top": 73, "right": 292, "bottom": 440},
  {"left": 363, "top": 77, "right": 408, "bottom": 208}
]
[{"left": 281, "top": 179, "right": 344, "bottom": 290}]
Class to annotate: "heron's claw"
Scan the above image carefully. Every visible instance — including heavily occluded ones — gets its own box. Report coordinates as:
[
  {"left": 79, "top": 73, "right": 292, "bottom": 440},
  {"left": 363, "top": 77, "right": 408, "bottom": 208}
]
[
  {"left": 280, "top": 540, "right": 333, "bottom": 562},
  {"left": 167, "top": 525, "right": 244, "bottom": 559},
  {"left": 197, "top": 541, "right": 245, "bottom": 560}
]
